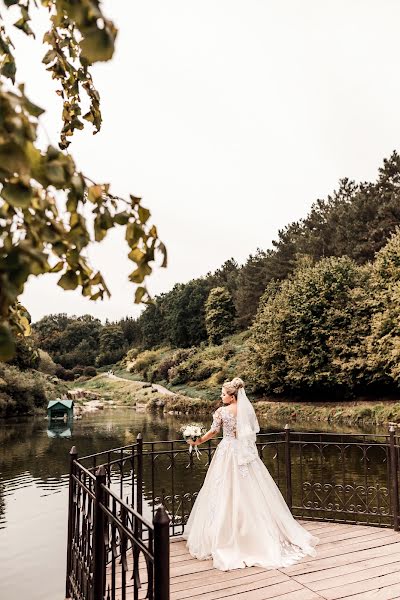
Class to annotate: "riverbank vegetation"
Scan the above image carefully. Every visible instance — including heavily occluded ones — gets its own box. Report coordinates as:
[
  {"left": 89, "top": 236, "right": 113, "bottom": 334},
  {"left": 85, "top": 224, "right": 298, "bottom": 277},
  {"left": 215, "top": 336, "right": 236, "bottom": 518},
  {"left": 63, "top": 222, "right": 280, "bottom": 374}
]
[
  {"left": 0, "top": 362, "right": 68, "bottom": 418},
  {"left": 72, "top": 373, "right": 400, "bottom": 427}
]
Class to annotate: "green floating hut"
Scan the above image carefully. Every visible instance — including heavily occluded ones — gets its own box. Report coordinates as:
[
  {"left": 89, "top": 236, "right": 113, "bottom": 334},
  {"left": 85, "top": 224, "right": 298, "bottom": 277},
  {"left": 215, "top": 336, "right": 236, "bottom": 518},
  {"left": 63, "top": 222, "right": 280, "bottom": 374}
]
[{"left": 47, "top": 399, "right": 74, "bottom": 421}]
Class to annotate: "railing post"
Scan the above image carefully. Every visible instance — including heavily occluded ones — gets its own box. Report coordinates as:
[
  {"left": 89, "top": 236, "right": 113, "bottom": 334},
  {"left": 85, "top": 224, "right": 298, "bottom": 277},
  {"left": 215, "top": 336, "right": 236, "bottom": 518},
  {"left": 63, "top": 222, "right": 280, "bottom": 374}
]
[
  {"left": 93, "top": 465, "right": 107, "bottom": 600},
  {"left": 284, "top": 424, "right": 292, "bottom": 511},
  {"left": 133, "top": 433, "right": 144, "bottom": 593},
  {"left": 66, "top": 445, "right": 78, "bottom": 599},
  {"left": 136, "top": 433, "right": 143, "bottom": 516},
  {"left": 389, "top": 425, "right": 399, "bottom": 531},
  {"left": 154, "top": 505, "right": 170, "bottom": 600}
]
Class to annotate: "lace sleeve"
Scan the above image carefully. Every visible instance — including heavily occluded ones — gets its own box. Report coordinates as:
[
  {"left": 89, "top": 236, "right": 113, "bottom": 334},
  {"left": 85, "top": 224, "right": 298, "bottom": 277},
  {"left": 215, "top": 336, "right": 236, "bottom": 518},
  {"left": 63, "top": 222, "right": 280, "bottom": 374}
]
[{"left": 210, "top": 407, "right": 222, "bottom": 433}]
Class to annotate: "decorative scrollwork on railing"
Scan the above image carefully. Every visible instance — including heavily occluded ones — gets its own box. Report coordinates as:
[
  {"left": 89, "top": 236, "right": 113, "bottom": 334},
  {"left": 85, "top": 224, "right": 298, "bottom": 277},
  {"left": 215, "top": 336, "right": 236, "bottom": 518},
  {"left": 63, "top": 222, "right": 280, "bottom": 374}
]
[
  {"left": 301, "top": 481, "right": 390, "bottom": 516},
  {"left": 102, "top": 489, "right": 155, "bottom": 600}
]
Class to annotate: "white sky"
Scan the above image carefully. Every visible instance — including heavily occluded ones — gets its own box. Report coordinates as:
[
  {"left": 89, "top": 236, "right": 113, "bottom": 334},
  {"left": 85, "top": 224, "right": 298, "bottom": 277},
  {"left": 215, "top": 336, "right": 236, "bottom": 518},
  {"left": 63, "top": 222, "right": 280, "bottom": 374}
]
[{"left": 13, "top": 0, "right": 400, "bottom": 323}]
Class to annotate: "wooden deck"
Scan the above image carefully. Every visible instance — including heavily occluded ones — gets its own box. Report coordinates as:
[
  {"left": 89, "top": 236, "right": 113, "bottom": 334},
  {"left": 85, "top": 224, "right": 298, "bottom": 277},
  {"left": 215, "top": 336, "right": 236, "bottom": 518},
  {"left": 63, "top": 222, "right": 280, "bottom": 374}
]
[{"left": 111, "top": 520, "right": 400, "bottom": 600}]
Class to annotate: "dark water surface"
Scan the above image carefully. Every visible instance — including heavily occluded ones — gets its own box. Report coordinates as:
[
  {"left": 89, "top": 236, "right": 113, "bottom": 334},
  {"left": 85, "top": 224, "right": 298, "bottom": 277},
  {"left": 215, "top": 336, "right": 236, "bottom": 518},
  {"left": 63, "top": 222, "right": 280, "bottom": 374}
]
[{"left": 0, "top": 408, "right": 390, "bottom": 600}]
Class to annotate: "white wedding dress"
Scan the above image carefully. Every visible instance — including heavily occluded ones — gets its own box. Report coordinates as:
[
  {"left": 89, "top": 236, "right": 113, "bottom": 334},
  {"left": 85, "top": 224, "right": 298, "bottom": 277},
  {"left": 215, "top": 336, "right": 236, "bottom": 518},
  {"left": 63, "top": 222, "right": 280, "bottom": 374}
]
[{"left": 182, "top": 405, "right": 320, "bottom": 571}]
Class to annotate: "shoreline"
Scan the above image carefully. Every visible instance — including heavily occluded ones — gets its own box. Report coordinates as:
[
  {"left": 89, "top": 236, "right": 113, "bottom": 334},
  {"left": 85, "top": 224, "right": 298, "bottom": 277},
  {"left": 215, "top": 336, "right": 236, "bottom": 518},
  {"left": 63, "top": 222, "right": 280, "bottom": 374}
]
[{"left": 1, "top": 371, "right": 399, "bottom": 429}]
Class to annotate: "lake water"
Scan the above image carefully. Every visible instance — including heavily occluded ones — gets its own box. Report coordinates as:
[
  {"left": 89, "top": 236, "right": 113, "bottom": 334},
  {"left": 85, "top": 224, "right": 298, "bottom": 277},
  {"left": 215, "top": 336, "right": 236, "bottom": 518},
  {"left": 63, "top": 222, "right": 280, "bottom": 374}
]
[{"left": 0, "top": 407, "right": 391, "bottom": 600}]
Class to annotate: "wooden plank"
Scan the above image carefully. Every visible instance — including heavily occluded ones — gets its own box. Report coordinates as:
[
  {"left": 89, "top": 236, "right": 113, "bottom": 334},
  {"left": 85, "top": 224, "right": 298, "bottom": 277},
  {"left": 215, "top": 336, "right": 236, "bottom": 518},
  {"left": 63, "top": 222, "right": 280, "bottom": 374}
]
[
  {"left": 338, "top": 581, "right": 400, "bottom": 600},
  {"left": 267, "top": 590, "right": 323, "bottom": 600},
  {"left": 295, "top": 553, "right": 400, "bottom": 584},
  {"left": 317, "top": 527, "right": 396, "bottom": 545},
  {"left": 308, "top": 562, "right": 400, "bottom": 594},
  {"left": 111, "top": 564, "right": 273, "bottom": 593},
  {"left": 297, "top": 523, "right": 359, "bottom": 534},
  {"left": 197, "top": 578, "right": 305, "bottom": 600},
  {"left": 320, "top": 572, "right": 400, "bottom": 600},
  {"left": 314, "top": 529, "right": 397, "bottom": 552},
  {"left": 170, "top": 565, "right": 283, "bottom": 592},
  {"left": 172, "top": 571, "right": 290, "bottom": 600},
  {"left": 283, "top": 536, "right": 400, "bottom": 570},
  {"left": 281, "top": 542, "right": 400, "bottom": 576}
]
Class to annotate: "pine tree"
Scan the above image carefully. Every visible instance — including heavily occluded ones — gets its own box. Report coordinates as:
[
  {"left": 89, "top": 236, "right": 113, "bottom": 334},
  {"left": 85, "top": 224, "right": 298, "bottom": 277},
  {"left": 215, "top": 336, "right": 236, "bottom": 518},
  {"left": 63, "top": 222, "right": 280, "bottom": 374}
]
[{"left": 205, "top": 287, "right": 236, "bottom": 345}]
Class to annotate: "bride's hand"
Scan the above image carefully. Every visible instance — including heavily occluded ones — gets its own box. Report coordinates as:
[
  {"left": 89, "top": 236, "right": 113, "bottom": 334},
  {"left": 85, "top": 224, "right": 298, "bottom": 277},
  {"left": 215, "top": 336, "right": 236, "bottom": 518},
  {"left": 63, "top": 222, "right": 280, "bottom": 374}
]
[{"left": 187, "top": 439, "right": 199, "bottom": 446}]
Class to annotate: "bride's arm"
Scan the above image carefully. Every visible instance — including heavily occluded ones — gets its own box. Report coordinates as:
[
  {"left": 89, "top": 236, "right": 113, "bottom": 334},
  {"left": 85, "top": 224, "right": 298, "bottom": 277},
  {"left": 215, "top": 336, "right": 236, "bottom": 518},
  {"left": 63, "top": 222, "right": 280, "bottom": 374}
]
[
  {"left": 187, "top": 407, "right": 222, "bottom": 446},
  {"left": 187, "top": 428, "right": 217, "bottom": 446}
]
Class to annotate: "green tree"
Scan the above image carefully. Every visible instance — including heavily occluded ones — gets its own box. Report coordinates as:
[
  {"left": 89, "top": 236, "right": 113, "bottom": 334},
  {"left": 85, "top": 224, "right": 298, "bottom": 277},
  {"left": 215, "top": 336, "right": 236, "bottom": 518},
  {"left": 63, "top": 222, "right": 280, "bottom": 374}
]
[
  {"left": 117, "top": 316, "right": 143, "bottom": 347},
  {"left": 163, "top": 279, "right": 212, "bottom": 347},
  {"left": 366, "top": 228, "right": 400, "bottom": 386},
  {"left": 0, "top": 1, "right": 167, "bottom": 361},
  {"left": 32, "top": 313, "right": 101, "bottom": 366},
  {"left": 247, "top": 257, "right": 372, "bottom": 396},
  {"left": 99, "top": 323, "right": 126, "bottom": 354},
  {"left": 234, "top": 249, "right": 270, "bottom": 329},
  {"left": 205, "top": 286, "right": 236, "bottom": 345},
  {"left": 95, "top": 323, "right": 126, "bottom": 366},
  {"left": 7, "top": 336, "right": 40, "bottom": 370},
  {"left": 138, "top": 298, "right": 166, "bottom": 349},
  {"left": 208, "top": 258, "right": 240, "bottom": 299}
]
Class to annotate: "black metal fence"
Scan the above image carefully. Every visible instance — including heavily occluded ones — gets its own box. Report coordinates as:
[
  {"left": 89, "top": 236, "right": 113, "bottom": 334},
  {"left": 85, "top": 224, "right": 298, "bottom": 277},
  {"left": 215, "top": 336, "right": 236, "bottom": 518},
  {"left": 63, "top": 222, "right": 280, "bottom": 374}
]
[{"left": 65, "top": 425, "right": 400, "bottom": 600}]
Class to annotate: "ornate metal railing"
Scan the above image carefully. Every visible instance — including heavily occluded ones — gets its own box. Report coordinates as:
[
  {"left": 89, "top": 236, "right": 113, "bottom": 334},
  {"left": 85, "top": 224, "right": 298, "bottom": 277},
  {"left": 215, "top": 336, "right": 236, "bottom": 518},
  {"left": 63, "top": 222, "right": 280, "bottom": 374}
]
[
  {"left": 65, "top": 424, "right": 399, "bottom": 600},
  {"left": 66, "top": 444, "right": 170, "bottom": 600}
]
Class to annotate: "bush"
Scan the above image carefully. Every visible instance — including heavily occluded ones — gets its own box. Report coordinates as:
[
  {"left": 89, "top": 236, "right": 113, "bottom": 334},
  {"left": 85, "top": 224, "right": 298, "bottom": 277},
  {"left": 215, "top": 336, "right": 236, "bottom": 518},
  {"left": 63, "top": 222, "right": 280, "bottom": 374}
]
[
  {"left": 95, "top": 349, "right": 125, "bottom": 367},
  {"left": 0, "top": 364, "right": 69, "bottom": 417},
  {"left": 55, "top": 365, "right": 67, "bottom": 379},
  {"left": 37, "top": 350, "right": 58, "bottom": 375},
  {"left": 7, "top": 337, "right": 40, "bottom": 370},
  {"left": 214, "top": 369, "right": 230, "bottom": 384},
  {"left": 63, "top": 369, "right": 75, "bottom": 381},
  {"left": 83, "top": 366, "right": 97, "bottom": 377},
  {"left": 72, "top": 365, "right": 85, "bottom": 376},
  {"left": 150, "top": 348, "right": 196, "bottom": 382},
  {"left": 0, "top": 391, "right": 17, "bottom": 417},
  {"left": 128, "top": 350, "right": 159, "bottom": 375}
]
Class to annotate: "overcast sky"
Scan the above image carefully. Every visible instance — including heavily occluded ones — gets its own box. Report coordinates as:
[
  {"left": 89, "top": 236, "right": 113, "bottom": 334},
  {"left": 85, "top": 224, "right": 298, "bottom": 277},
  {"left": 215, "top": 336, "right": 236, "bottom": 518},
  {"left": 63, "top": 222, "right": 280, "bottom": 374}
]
[{"left": 13, "top": 1, "right": 400, "bottom": 323}]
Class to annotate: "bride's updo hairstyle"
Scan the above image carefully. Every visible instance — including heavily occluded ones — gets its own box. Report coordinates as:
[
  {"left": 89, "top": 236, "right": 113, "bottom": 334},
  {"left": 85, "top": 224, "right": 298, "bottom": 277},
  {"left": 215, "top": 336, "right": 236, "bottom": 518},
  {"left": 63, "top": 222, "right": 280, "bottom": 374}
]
[{"left": 223, "top": 377, "right": 244, "bottom": 398}]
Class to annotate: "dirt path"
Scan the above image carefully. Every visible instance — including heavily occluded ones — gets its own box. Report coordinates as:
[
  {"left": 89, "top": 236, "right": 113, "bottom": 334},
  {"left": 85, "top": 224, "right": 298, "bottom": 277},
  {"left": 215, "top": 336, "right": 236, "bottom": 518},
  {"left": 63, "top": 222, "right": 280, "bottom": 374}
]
[{"left": 107, "top": 373, "right": 176, "bottom": 396}]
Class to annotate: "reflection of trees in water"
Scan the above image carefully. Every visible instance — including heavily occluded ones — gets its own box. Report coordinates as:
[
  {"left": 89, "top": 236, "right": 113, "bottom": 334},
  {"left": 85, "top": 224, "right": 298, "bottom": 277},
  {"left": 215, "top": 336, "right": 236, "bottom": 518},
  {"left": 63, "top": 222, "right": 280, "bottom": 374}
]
[{"left": 0, "top": 411, "right": 201, "bottom": 493}]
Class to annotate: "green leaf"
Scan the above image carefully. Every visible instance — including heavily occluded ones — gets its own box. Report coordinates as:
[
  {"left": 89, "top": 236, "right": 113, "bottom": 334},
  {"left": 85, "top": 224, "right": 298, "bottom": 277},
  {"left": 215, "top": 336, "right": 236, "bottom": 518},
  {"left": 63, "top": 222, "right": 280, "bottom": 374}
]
[
  {"left": 23, "top": 98, "right": 45, "bottom": 118},
  {"left": 128, "top": 248, "right": 146, "bottom": 263},
  {"left": 126, "top": 222, "right": 144, "bottom": 245},
  {"left": 114, "top": 211, "right": 130, "bottom": 225},
  {"left": 1, "top": 58, "right": 16, "bottom": 82},
  {"left": 45, "top": 162, "right": 66, "bottom": 185},
  {"left": 58, "top": 270, "right": 79, "bottom": 290},
  {"left": 80, "top": 27, "right": 116, "bottom": 63},
  {"left": 50, "top": 261, "right": 64, "bottom": 273},
  {"left": 159, "top": 242, "right": 168, "bottom": 268},
  {"left": 0, "top": 323, "right": 15, "bottom": 361},
  {"left": 88, "top": 185, "right": 103, "bottom": 203},
  {"left": 0, "top": 143, "right": 30, "bottom": 176},
  {"left": 134, "top": 286, "right": 147, "bottom": 303},
  {"left": 1, "top": 183, "right": 32, "bottom": 208},
  {"left": 138, "top": 206, "right": 151, "bottom": 224},
  {"left": 42, "top": 49, "right": 57, "bottom": 65}
]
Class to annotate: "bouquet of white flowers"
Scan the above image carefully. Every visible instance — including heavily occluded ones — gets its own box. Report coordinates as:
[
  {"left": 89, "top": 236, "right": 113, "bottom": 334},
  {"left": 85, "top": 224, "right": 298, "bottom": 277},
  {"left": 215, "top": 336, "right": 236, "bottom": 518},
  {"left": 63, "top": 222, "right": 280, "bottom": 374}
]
[{"left": 180, "top": 423, "right": 206, "bottom": 459}]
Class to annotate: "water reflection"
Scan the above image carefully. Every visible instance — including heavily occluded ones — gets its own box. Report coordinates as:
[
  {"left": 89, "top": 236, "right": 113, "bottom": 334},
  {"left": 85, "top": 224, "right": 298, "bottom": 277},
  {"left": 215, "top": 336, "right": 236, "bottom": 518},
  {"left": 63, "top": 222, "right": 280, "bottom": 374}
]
[{"left": 47, "top": 422, "right": 73, "bottom": 438}]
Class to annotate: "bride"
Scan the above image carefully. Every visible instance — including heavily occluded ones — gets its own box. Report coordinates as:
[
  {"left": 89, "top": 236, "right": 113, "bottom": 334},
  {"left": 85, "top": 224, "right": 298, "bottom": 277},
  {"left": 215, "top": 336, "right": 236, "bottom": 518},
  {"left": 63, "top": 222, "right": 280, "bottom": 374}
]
[{"left": 182, "top": 377, "right": 320, "bottom": 571}]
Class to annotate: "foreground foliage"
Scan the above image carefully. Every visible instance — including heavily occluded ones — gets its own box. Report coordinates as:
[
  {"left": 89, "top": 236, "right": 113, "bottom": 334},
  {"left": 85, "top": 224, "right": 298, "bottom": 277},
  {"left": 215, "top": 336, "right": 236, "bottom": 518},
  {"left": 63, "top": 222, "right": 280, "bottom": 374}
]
[{"left": 0, "top": 1, "right": 166, "bottom": 361}]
